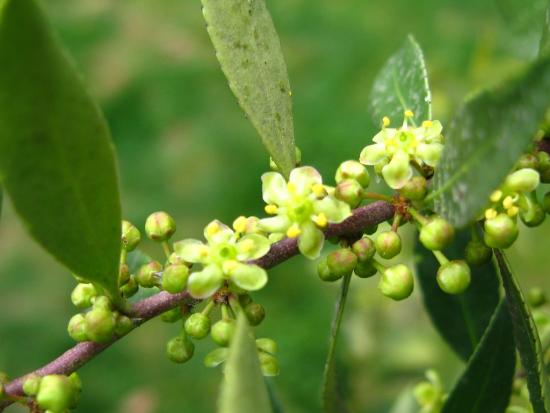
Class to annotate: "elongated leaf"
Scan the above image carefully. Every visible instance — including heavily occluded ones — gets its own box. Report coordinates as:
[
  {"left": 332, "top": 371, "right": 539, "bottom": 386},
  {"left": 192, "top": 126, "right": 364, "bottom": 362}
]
[
  {"left": 441, "top": 300, "right": 516, "bottom": 413},
  {"left": 201, "top": 0, "right": 296, "bottom": 176},
  {"left": 0, "top": 0, "right": 121, "bottom": 298},
  {"left": 495, "top": 250, "right": 550, "bottom": 413},
  {"left": 218, "top": 314, "right": 272, "bottom": 413},
  {"left": 369, "top": 35, "right": 432, "bottom": 127},
  {"left": 431, "top": 54, "right": 550, "bottom": 228},
  {"left": 415, "top": 230, "right": 499, "bottom": 361}
]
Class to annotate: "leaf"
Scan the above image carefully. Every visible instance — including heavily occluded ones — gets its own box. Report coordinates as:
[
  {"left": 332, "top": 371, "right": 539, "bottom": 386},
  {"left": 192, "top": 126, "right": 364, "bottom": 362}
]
[
  {"left": 495, "top": 250, "right": 550, "bottom": 413},
  {"left": 0, "top": 0, "right": 121, "bottom": 299},
  {"left": 430, "top": 54, "right": 550, "bottom": 228},
  {"left": 540, "top": 0, "right": 550, "bottom": 55},
  {"left": 201, "top": 0, "right": 296, "bottom": 177},
  {"left": 218, "top": 314, "right": 272, "bottom": 413},
  {"left": 497, "top": 0, "right": 547, "bottom": 36},
  {"left": 369, "top": 35, "right": 432, "bottom": 127},
  {"left": 441, "top": 300, "right": 516, "bottom": 413},
  {"left": 415, "top": 230, "right": 499, "bottom": 361}
]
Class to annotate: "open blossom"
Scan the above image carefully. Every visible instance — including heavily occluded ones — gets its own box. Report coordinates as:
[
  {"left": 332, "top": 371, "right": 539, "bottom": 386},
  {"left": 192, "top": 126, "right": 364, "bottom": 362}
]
[
  {"left": 173, "top": 220, "right": 270, "bottom": 298},
  {"left": 359, "top": 112, "right": 444, "bottom": 189},
  {"left": 258, "top": 166, "right": 351, "bottom": 259}
]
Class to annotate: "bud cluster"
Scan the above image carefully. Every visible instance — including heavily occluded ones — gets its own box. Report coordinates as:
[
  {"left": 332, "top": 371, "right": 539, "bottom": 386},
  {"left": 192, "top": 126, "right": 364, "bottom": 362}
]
[{"left": 22, "top": 373, "right": 82, "bottom": 413}]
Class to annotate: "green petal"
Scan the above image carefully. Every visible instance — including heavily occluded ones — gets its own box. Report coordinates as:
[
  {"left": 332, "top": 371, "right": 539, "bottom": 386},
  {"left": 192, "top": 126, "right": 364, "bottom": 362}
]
[
  {"left": 258, "top": 215, "right": 291, "bottom": 233},
  {"left": 173, "top": 239, "right": 208, "bottom": 263},
  {"left": 372, "top": 128, "right": 396, "bottom": 144},
  {"left": 230, "top": 263, "right": 268, "bottom": 291},
  {"left": 204, "top": 219, "right": 234, "bottom": 245},
  {"left": 382, "top": 150, "right": 413, "bottom": 189},
  {"left": 313, "top": 197, "right": 351, "bottom": 223},
  {"left": 298, "top": 221, "right": 324, "bottom": 259},
  {"left": 261, "top": 172, "right": 289, "bottom": 205},
  {"left": 289, "top": 166, "right": 322, "bottom": 195},
  {"left": 416, "top": 143, "right": 443, "bottom": 167},
  {"left": 204, "top": 348, "right": 229, "bottom": 368},
  {"left": 422, "top": 120, "right": 443, "bottom": 143},
  {"left": 359, "top": 143, "right": 387, "bottom": 166},
  {"left": 187, "top": 264, "right": 223, "bottom": 299},
  {"left": 236, "top": 233, "right": 271, "bottom": 261}
]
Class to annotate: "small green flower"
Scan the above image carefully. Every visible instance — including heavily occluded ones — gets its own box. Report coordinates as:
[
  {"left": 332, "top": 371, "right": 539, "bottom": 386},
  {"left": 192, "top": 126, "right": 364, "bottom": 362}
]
[
  {"left": 258, "top": 166, "right": 351, "bottom": 259},
  {"left": 173, "top": 220, "right": 270, "bottom": 298}
]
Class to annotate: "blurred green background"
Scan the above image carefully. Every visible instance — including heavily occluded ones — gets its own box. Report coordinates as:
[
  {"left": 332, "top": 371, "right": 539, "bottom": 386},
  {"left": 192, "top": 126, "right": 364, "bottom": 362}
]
[{"left": 0, "top": 0, "right": 548, "bottom": 412}]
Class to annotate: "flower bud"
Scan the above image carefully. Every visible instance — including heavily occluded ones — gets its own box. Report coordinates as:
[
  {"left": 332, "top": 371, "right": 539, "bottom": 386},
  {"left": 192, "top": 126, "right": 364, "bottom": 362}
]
[
  {"left": 377, "top": 264, "right": 414, "bottom": 301},
  {"left": 166, "top": 336, "right": 194, "bottom": 364},
  {"left": 484, "top": 214, "right": 518, "bottom": 249},
  {"left": 85, "top": 307, "right": 116, "bottom": 343},
  {"left": 419, "top": 216, "right": 455, "bottom": 251},
  {"left": 70, "top": 283, "right": 97, "bottom": 309},
  {"left": 121, "top": 220, "right": 140, "bottom": 251},
  {"left": 327, "top": 248, "right": 358, "bottom": 277},
  {"left": 317, "top": 257, "right": 341, "bottom": 282},
  {"left": 259, "top": 352, "right": 280, "bottom": 377},
  {"left": 114, "top": 315, "right": 133, "bottom": 336},
  {"left": 36, "top": 375, "right": 74, "bottom": 413},
  {"left": 244, "top": 302, "right": 266, "bottom": 326},
  {"left": 375, "top": 231, "right": 402, "bottom": 259},
  {"left": 67, "top": 314, "right": 88, "bottom": 342},
  {"left": 136, "top": 261, "right": 162, "bottom": 288},
  {"left": 538, "top": 151, "right": 550, "bottom": 172},
  {"left": 528, "top": 287, "right": 546, "bottom": 308},
  {"left": 520, "top": 201, "right": 546, "bottom": 227},
  {"left": 543, "top": 192, "right": 550, "bottom": 214},
  {"left": 145, "top": 211, "right": 176, "bottom": 241},
  {"left": 516, "top": 154, "right": 539, "bottom": 170},
  {"left": 161, "top": 264, "right": 189, "bottom": 294},
  {"left": 92, "top": 295, "right": 112, "bottom": 310},
  {"left": 352, "top": 237, "right": 376, "bottom": 262},
  {"left": 118, "top": 263, "right": 130, "bottom": 286},
  {"left": 354, "top": 260, "right": 377, "bottom": 278},
  {"left": 399, "top": 176, "right": 427, "bottom": 201},
  {"left": 211, "top": 319, "right": 236, "bottom": 347},
  {"left": 160, "top": 307, "right": 182, "bottom": 323},
  {"left": 437, "top": 260, "right": 471, "bottom": 295},
  {"left": 256, "top": 338, "right": 278, "bottom": 355},
  {"left": 504, "top": 168, "right": 540, "bottom": 193},
  {"left": 120, "top": 276, "right": 139, "bottom": 298},
  {"left": 184, "top": 313, "right": 211, "bottom": 339},
  {"left": 22, "top": 374, "right": 41, "bottom": 396},
  {"left": 334, "top": 179, "right": 363, "bottom": 208},
  {"left": 335, "top": 160, "right": 370, "bottom": 188},
  {"left": 465, "top": 240, "right": 492, "bottom": 266}
]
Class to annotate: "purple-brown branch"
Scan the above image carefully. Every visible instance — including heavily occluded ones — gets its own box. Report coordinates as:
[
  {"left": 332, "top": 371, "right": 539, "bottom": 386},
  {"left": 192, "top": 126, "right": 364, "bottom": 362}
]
[{"left": 0, "top": 201, "right": 394, "bottom": 410}]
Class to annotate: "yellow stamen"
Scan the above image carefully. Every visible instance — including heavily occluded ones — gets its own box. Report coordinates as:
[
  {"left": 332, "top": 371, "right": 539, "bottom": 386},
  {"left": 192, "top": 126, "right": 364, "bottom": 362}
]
[
  {"left": 286, "top": 224, "right": 302, "bottom": 238},
  {"left": 422, "top": 120, "right": 433, "bottom": 128},
  {"left": 382, "top": 116, "right": 390, "bottom": 127},
  {"left": 206, "top": 221, "right": 220, "bottom": 237},
  {"left": 490, "top": 190, "right": 503, "bottom": 203},
  {"left": 199, "top": 245, "right": 210, "bottom": 258},
  {"left": 222, "top": 260, "right": 238, "bottom": 274},
  {"left": 507, "top": 206, "right": 519, "bottom": 217},
  {"left": 502, "top": 196, "right": 514, "bottom": 210},
  {"left": 287, "top": 182, "right": 297, "bottom": 194},
  {"left": 233, "top": 216, "right": 248, "bottom": 233},
  {"left": 311, "top": 183, "right": 326, "bottom": 197},
  {"left": 239, "top": 239, "right": 255, "bottom": 252},
  {"left": 264, "top": 204, "right": 278, "bottom": 215},
  {"left": 405, "top": 110, "right": 414, "bottom": 118},
  {"left": 313, "top": 213, "right": 328, "bottom": 228},
  {"left": 485, "top": 208, "right": 498, "bottom": 220}
]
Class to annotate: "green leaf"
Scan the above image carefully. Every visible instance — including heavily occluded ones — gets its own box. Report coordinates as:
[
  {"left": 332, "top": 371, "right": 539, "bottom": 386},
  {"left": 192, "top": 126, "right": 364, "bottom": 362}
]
[
  {"left": 441, "top": 300, "right": 516, "bottom": 413},
  {"left": 540, "top": 1, "right": 550, "bottom": 55},
  {"left": 369, "top": 35, "right": 432, "bottom": 127},
  {"left": 495, "top": 250, "right": 550, "bottom": 413},
  {"left": 218, "top": 314, "right": 272, "bottom": 413},
  {"left": 430, "top": 54, "right": 550, "bottom": 228},
  {"left": 0, "top": 0, "right": 121, "bottom": 300},
  {"left": 415, "top": 230, "right": 499, "bottom": 361},
  {"left": 322, "top": 274, "right": 351, "bottom": 413},
  {"left": 201, "top": 0, "right": 296, "bottom": 177},
  {"left": 497, "top": 0, "right": 547, "bottom": 36}
]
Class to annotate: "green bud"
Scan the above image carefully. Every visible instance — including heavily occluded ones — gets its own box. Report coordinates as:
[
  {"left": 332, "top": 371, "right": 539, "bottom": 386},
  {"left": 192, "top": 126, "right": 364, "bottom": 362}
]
[
  {"left": 244, "top": 302, "right": 266, "bottom": 326},
  {"left": 528, "top": 287, "right": 546, "bottom": 308},
  {"left": 437, "top": 260, "right": 471, "bottom": 295},
  {"left": 121, "top": 220, "right": 141, "bottom": 251},
  {"left": 538, "top": 151, "right": 550, "bottom": 172},
  {"left": 419, "top": 217, "right": 455, "bottom": 251},
  {"left": 120, "top": 276, "right": 139, "bottom": 298},
  {"left": 259, "top": 352, "right": 280, "bottom": 377},
  {"left": 92, "top": 295, "right": 112, "bottom": 310},
  {"left": 399, "top": 176, "right": 427, "bottom": 201},
  {"left": 413, "top": 382, "right": 439, "bottom": 406},
  {"left": 327, "top": 248, "right": 358, "bottom": 277},
  {"left": 36, "top": 375, "right": 74, "bottom": 413},
  {"left": 256, "top": 338, "right": 278, "bottom": 355},
  {"left": 317, "top": 257, "right": 340, "bottom": 282},
  {"left": 211, "top": 319, "right": 236, "bottom": 347},
  {"left": 136, "top": 261, "right": 162, "bottom": 288},
  {"left": 375, "top": 231, "right": 402, "bottom": 259},
  {"left": 70, "top": 283, "right": 97, "bottom": 309},
  {"left": 184, "top": 313, "right": 211, "bottom": 339},
  {"left": 160, "top": 307, "right": 182, "bottom": 323},
  {"left": 115, "top": 314, "right": 133, "bottom": 336},
  {"left": 520, "top": 201, "right": 546, "bottom": 227},
  {"left": 22, "top": 374, "right": 41, "bottom": 396},
  {"left": 351, "top": 237, "right": 376, "bottom": 262},
  {"left": 85, "top": 307, "right": 116, "bottom": 343},
  {"left": 516, "top": 153, "right": 539, "bottom": 170},
  {"left": 378, "top": 264, "right": 414, "bottom": 301},
  {"left": 67, "top": 314, "right": 88, "bottom": 342},
  {"left": 166, "top": 336, "right": 194, "bottom": 364},
  {"left": 354, "top": 260, "right": 377, "bottom": 278},
  {"left": 161, "top": 264, "right": 189, "bottom": 294},
  {"left": 504, "top": 168, "right": 540, "bottom": 193},
  {"left": 145, "top": 211, "right": 176, "bottom": 241},
  {"left": 484, "top": 214, "right": 518, "bottom": 249},
  {"left": 334, "top": 179, "right": 363, "bottom": 208},
  {"left": 465, "top": 239, "right": 492, "bottom": 266},
  {"left": 0, "top": 372, "right": 7, "bottom": 384},
  {"left": 238, "top": 294, "right": 253, "bottom": 307},
  {"left": 543, "top": 192, "right": 550, "bottom": 214},
  {"left": 118, "top": 263, "right": 130, "bottom": 286},
  {"left": 335, "top": 160, "right": 370, "bottom": 188}
]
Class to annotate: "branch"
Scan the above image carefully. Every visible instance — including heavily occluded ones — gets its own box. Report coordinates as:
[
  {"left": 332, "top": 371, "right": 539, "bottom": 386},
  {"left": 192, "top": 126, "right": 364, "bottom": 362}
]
[{"left": 0, "top": 201, "right": 394, "bottom": 409}]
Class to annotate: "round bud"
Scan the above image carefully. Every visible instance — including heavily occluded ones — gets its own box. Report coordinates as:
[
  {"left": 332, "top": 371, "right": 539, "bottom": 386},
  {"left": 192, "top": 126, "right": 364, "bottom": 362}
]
[
  {"left": 120, "top": 276, "right": 139, "bottom": 298},
  {"left": 543, "top": 192, "right": 550, "bottom": 214},
  {"left": 114, "top": 315, "right": 133, "bottom": 336},
  {"left": 377, "top": 264, "right": 414, "bottom": 301},
  {"left": 23, "top": 374, "right": 41, "bottom": 396},
  {"left": 516, "top": 153, "right": 539, "bottom": 170},
  {"left": 327, "top": 248, "right": 358, "bottom": 277},
  {"left": 334, "top": 179, "right": 363, "bottom": 208},
  {"left": 256, "top": 338, "right": 278, "bottom": 355},
  {"left": 465, "top": 239, "right": 492, "bottom": 266},
  {"left": 67, "top": 314, "right": 88, "bottom": 342},
  {"left": 161, "top": 264, "right": 189, "bottom": 294},
  {"left": 352, "top": 237, "right": 376, "bottom": 262},
  {"left": 419, "top": 217, "right": 455, "bottom": 251},
  {"left": 160, "top": 307, "right": 182, "bottom": 323},
  {"left": 145, "top": 212, "right": 176, "bottom": 241},
  {"left": 520, "top": 202, "right": 546, "bottom": 227},
  {"left": 211, "top": 319, "right": 236, "bottom": 347},
  {"left": 184, "top": 313, "right": 211, "bottom": 339},
  {"left": 244, "top": 302, "right": 266, "bottom": 326},
  {"left": 375, "top": 231, "right": 402, "bottom": 259},
  {"left": 259, "top": 352, "right": 280, "bottom": 377},
  {"left": 36, "top": 375, "right": 74, "bottom": 413},
  {"left": 92, "top": 295, "right": 112, "bottom": 310},
  {"left": 354, "top": 260, "right": 377, "bottom": 278},
  {"left": 70, "top": 283, "right": 97, "bottom": 309},
  {"left": 399, "top": 176, "right": 428, "bottom": 201},
  {"left": 121, "top": 220, "right": 140, "bottom": 251},
  {"left": 166, "top": 336, "right": 194, "bottom": 364},
  {"left": 118, "top": 264, "right": 130, "bottom": 286},
  {"left": 437, "top": 260, "right": 471, "bottom": 295},
  {"left": 136, "top": 261, "right": 162, "bottom": 288},
  {"left": 484, "top": 214, "right": 519, "bottom": 249},
  {"left": 317, "top": 257, "right": 341, "bottom": 282},
  {"left": 504, "top": 168, "right": 540, "bottom": 193},
  {"left": 85, "top": 307, "right": 116, "bottom": 343},
  {"left": 528, "top": 287, "right": 546, "bottom": 308},
  {"left": 335, "top": 160, "right": 370, "bottom": 188}
]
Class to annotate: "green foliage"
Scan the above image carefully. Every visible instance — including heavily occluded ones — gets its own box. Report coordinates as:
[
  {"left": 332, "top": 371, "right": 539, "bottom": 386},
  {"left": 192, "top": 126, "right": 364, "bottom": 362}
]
[
  {"left": 200, "top": 0, "right": 296, "bottom": 177},
  {"left": 369, "top": 35, "right": 432, "bottom": 126},
  {"left": 496, "top": 0, "right": 547, "bottom": 36},
  {"left": 0, "top": 0, "right": 121, "bottom": 298},
  {"left": 541, "top": 1, "right": 550, "bottom": 55},
  {"left": 441, "top": 301, "right": 516, "bottom": 413}
]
